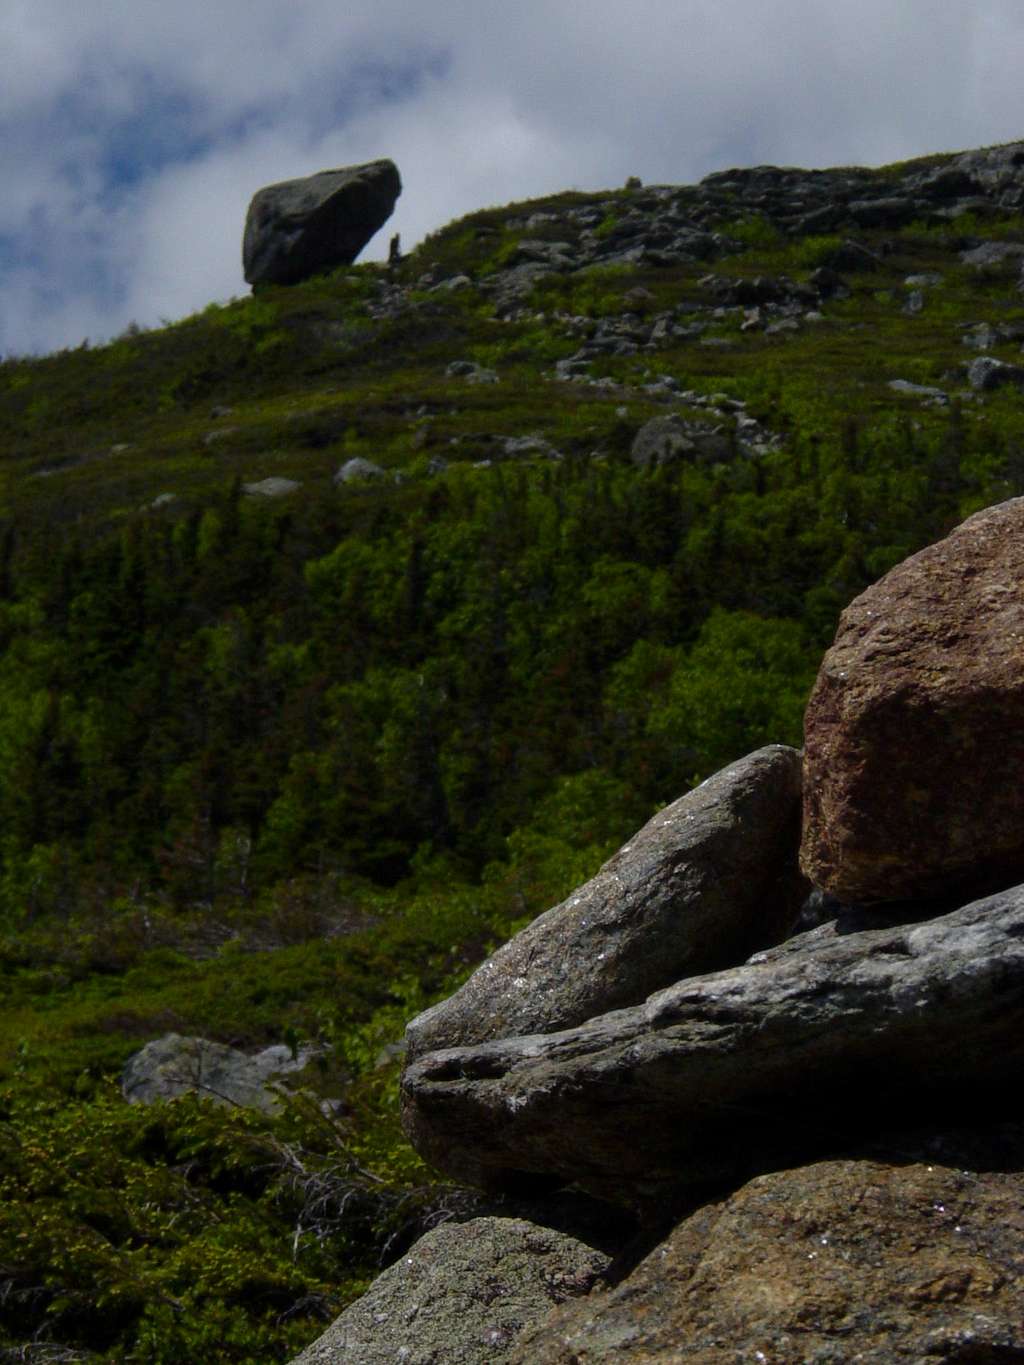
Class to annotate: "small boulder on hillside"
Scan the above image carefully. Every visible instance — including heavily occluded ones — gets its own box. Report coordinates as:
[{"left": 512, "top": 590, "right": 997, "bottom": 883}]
[
  {"left": 405, "top": 745, "right": 806, "bottom": 1063},
  {"left": 631, "top": 414, "right": 733, "bottom": 467},
  {"left": 334, "top": 456, "right": 385, "bottom": 484},
  {"left": 802, "top": 496, "right": 1024, "bottom": 903},
  {"left": 289, "top": 1218, "right": 608, "bottom": 1365},
  {"left": 243, "top": 477, "right": 300, "bottom": 498},
  {"left": 967, "top": 355, "right": 1024, "bottom": 391},
  {"left": 122, "top": 1034, "right": 310, "bottom": 1112},
  {"left": 243, "top": 160, "right": 401, "bottom": 287}
]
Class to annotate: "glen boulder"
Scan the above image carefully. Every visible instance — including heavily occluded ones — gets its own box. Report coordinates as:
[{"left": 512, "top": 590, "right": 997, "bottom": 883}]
[{"left": 243, "top": 160, "right": 401, "bottom": 287}]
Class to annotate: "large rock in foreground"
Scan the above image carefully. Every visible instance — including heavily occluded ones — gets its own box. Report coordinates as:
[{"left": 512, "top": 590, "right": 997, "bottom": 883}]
[
  {"left": 243, "top": 160, "right": 400, "bottom": 286},
  {"left": 289, "top": 1218, "right": 607, "bottom": 1365},
  {"left": 802, "top": 497, "right": 1024, "bottom": 903},
  {"left": 510, "top": 1147, "right": 1024, "bottom": 1363},
  {"left": 405, "top": 745, "right": 805, "bottom": 1062},
  {"left": 401, "top": 886, "right": 1024, "bottom": 1206}
]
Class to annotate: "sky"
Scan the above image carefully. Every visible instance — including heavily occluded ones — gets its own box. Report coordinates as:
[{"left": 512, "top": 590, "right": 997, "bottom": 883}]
[{"left": 3, "top": 1, "right": 1024, "bottom": 357}]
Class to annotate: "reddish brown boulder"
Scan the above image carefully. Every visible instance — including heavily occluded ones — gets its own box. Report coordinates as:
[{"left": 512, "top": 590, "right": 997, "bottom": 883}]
[{"left": 801, "top": 497, "right": 1024, "bottom": 902}]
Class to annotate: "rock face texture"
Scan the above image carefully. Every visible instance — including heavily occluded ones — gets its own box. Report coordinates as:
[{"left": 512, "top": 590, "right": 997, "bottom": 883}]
[
  {"left": 290, "top": 1218, "right": 608, "bottom": 1365},
  {"left": 122, "top": 1034, "right": 309, "bottom": 1111},
  {"left": 510, "top": 1146, "right": 1024, "bottom": 1364},
  {"left": 243, "top": 160, "right": 401, "bottom": 287},
  {"left": 405, "top": 745, "right": 805, "bottom": 1062},
  {"left": 401, "top": 887, "right": 1024, "bottom": 1205},
  {"left": 801, "top": 496, "right": 1024, "bottom": 903}
]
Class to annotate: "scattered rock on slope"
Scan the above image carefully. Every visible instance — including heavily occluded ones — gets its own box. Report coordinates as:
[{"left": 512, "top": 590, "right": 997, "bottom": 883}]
[
  {"left": 122, "top": 1034, "right": 310, "bottom": 1112},
  {"left": 801, "top": 496, "right": 1024, "bottom": 903},
  {"left": 243, "top": 160, "right": 401, "bottom": 287},
  {"left": 405, "top": 744, "right": 806, "bottom": 1062},
  {"left": 290, "top": 1218, "right": 608, "bottom": 1365}
]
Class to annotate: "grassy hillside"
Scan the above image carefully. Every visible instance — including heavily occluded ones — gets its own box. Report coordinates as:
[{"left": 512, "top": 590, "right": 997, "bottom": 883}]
[{"left": 3, "top": 152, "right": 1024, "bottom": 1360}]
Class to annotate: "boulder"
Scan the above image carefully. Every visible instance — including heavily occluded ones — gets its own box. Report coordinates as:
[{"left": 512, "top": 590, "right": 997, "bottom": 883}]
[
  {"left": 243, "top": 477, "right": 301, "bottom": 498},
  {"left": 960, "top": 240, "right": 1024, "bottom": 269},
  {"left": 288, "top": 1218, "right": 608, "bottom": 1365},
  {"left": 801, "top": 497, "right": 1024, "bottom": 902},
  {"left": 404, "top": 745, "right": 805, "bottom": 1063},
  {"left": 122, "top": 1034, "right": 310, "bottom": 1112},
  {"left": 967, "top": 355, "right": 1024, "bottom": 391},
  {"left": 888, "top": 379, "right": 948, "bottom": 401},
  {"left": 334, "top": 456, "right": 386, "bottom": 485},
  {"left": 630, "top": 415, "right": 733, "bottom": 467},
  {"left": 401, "top": 885, "right": 1024, "bottom": 1206},
  {"left": 510, "top": 1146, "right": 1024, "bottom": 1364},
  {"left": 243, "top": 160, "right": 401, "bottom": 287}
]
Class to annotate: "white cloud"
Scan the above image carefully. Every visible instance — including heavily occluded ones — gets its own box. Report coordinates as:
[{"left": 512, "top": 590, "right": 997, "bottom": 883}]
[{"left": 3, "top": 1, "right": 1024, "bottom": 354}]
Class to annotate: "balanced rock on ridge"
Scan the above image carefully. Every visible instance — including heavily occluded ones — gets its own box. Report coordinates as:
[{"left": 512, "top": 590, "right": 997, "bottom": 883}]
[
  {"left": 801, "top": 496, "right": 1024, "bottom": 903},
  {"left": 405, "top": 745, "right": 805, "bottom": 1062},
  {"left": 243, "top": 160, "right": 401, "bottom": 287}
]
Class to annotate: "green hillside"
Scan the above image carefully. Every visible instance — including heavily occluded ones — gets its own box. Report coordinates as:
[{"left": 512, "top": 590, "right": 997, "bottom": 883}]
[{"left": 3, "top": 147, "right": 1024, "bottom": 1360}]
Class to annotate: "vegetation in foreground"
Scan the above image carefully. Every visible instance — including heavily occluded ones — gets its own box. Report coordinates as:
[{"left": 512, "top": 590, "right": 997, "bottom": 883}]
[{"left": 2, "top": 154, "right": 1024, "bottom": 1359}]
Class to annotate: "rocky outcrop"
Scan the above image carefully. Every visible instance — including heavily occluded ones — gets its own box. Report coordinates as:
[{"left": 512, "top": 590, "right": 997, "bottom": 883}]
[
  {"left": 405, "top": 745, "right": 805, "bottom": 1062},
  {"left": 401, "top": 886, "right": 1024, "bottom": 1206},
  {"left": 472, "top": 140, "right": 1024, "bottom": 321},
  {"left": 510, "top": 1142, "right": 1024, "bottom": 1363},
  {"left": 122, "top": 1034, "right": 310, "bottom": 1111},
  {"left": 290, "top": 1218, "right": 608, "bottom": 1364},
  {"left": 801, "top": 496, "right": 1024, "bottom": 903},
  {"left": 243, "top": 160, "right": 401, "bottom": 287}
]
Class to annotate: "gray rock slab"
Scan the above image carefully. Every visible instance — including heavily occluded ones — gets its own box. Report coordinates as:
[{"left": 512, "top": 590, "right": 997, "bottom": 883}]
[
  {"left": 888, "top": 379, "right": 948, "bottom": 400},
  {"left": 243, "top": 160, "right": 400, "bottom": 287},
  {"left": 401, "top": 886, "right": 1024, "bottom": 1207},
  {"left": 959, "top": 240, "right": 1024, "bottom": 269},
  {"left": 405, "top": 746, "right": 805, "bottom": 1064},
  {"left": 288, "top": 1217, "right": 608, "bottom": 1365},
  {"left": 122, "top": 1034, "right": 310, "bottom": 1112},
  {"left": 243, "top": 477, "right": 301, "bottom": 498}
]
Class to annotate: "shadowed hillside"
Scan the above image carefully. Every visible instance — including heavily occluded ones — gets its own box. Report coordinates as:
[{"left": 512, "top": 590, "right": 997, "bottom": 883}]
[{"left": 3, "top": 139, "right": 1024, "bottom": 1361}]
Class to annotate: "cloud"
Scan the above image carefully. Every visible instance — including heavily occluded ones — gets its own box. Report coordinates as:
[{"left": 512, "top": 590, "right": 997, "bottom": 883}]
[{"left": 3, "top": 1, "right": 1024, "bottom": 355}]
